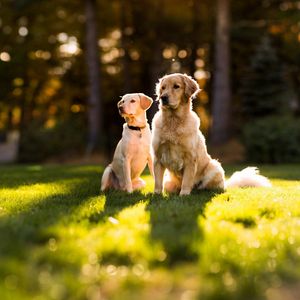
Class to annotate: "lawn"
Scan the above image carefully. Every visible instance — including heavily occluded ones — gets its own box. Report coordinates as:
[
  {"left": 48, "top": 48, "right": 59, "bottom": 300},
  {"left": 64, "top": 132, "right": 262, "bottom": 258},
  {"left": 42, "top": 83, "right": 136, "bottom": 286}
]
[{"left": 0, "top": 164, "right": 300, "bottom": 300}]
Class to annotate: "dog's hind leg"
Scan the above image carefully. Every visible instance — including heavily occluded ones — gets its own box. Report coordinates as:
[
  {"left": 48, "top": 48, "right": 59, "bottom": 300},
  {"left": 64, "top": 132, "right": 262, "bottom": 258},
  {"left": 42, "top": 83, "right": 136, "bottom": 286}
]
[
  {"left": 132, "top": 177, "right": 146, "bottom": 190},
  {"left": 101, "top": 165, "right": 120, "bottom": 191},
  {"left": 198, "top": 160, "right": 225, "bottom": 190}
]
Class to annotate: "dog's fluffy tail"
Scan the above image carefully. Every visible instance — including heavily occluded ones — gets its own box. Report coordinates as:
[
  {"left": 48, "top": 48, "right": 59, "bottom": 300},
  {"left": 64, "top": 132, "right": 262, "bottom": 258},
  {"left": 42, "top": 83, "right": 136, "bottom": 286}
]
[
  {"left": 225, "top": 167, "right": 271, "bottom": 188},
  {"left": 101, "top": 164, "right": 120, "bottom": 191}
]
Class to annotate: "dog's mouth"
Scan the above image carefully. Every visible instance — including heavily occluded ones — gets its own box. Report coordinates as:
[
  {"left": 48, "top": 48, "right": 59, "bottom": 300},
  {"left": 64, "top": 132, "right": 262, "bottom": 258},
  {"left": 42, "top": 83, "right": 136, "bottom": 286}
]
[
  {"left": 159, "top": 96, "right": 180, "bottom": 110},
  {"left": 118, "top": 108, "right": 124, "bottom": 115},
  {"left": 119, "top": 110, "right": 135, "bottom": 118},
  {"left": 161, "top": 102, "right": 179, "bottom": 110},
  {"left": 118, "top": 107, "right": 128, "bottom": 116}
]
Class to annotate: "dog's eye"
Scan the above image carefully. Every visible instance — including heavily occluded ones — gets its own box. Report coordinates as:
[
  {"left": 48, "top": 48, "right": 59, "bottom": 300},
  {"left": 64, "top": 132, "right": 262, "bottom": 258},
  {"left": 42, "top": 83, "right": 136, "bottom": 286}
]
[
  {"left": 174, "top": 84, "right": 180, "bottom": 89},
  {"left": 130, "top": 99, "right": 136, "bottom": 103},
  {"left": 161, "top": 86, "right": 166, "bottom": 90}
]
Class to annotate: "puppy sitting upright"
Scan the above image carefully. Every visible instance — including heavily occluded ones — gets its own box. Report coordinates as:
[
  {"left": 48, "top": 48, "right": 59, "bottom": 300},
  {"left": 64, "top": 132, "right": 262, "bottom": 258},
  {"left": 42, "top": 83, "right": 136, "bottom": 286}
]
[{"left": 101, "top": 93, "right": 153, "bottom": 193}]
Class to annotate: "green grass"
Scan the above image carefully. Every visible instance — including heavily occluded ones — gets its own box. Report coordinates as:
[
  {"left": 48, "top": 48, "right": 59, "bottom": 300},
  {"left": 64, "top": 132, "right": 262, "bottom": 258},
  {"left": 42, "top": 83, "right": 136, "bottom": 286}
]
[{"left": 0, "top": 164, "right": 300, "bottom": 300}]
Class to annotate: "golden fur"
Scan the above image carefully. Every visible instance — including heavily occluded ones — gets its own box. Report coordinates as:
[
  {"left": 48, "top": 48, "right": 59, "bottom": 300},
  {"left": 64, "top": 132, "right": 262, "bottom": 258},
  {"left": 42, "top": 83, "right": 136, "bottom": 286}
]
[{"left": 152, "top": 73, "right": 270, "bottom": 195}]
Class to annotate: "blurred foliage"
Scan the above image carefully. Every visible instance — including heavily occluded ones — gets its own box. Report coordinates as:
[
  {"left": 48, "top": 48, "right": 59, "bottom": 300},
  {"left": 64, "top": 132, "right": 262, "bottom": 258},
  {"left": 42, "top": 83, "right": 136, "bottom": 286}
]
[
  {"left": 239, "top": 34, "right": 299, "bottom": 163},
  {"left": 242, "top": 116, "right": 300, "bottom": 163},
  {"left": 18, "top": 116, "right": 86, "bottom": 162},
  {"left": 240, "top": 36, "right": 291, "bottom": 119},
  {"left": 0, "top": 0, "right": 300, "bottom": 161}
]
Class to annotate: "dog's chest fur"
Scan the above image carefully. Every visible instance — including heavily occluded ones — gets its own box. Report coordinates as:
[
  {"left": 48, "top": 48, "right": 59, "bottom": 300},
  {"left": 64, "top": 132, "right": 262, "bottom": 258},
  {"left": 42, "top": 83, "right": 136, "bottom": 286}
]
[
  {"left": 159, "top": 143, "right": 184, "bottom": 174},
  {"left": 154, "top": 114, "right": 193, "bottom": 174},
  {"left": 157, "top": 113, "right": 188, "bottom": 143},
  {"left": 124, "top": 127, "right": 151, "bottom": 156}
]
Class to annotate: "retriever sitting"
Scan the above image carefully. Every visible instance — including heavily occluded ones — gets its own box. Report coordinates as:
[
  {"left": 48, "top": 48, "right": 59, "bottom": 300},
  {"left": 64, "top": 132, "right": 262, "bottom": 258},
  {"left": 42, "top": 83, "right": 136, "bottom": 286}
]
[{"left": 152, "top": 73, "right": 271, "bottom": 195}]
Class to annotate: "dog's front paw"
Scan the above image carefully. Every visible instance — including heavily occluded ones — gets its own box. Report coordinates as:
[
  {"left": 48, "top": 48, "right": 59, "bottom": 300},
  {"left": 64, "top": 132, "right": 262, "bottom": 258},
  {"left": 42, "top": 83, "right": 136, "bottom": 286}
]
[
  {"left": 154, "top": 188, "right": 162, "bottom": 194},
  {"left": 179, "top": 189, "right": 191, "bottom": 196},
  {"left": 125, "top": 187, "right": 133, "bottom": 193}
]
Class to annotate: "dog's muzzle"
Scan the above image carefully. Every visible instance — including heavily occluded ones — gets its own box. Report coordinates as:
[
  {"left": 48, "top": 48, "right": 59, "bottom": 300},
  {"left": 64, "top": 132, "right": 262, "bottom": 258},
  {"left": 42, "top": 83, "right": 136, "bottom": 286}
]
[
  {"left": 118, "top": 106, "right": 124, "bottom": 113},
  {"left": 160, "top": 95, "right": 169, "bottom": 106}
]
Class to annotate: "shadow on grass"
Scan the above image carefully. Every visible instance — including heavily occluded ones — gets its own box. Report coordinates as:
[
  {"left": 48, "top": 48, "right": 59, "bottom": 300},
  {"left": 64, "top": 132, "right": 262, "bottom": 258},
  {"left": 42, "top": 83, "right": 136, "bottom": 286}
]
[
  {"left": 89, "top": 190, "right": 147, "bottom": 224},
  {"left": 0, "top": 163, "right": 225, "bottom": 273},
  {"left": 0, "top": 167, "right": 100, "bottom": 276},
  {"left": 146, "top": 190, "right": 221, "bottom": 265},
  {"left": 95, "top": 188, "right": 221, "bottom": 265},
  {"left": 0, "top": 165, "right": 102, "bottom": 189}
]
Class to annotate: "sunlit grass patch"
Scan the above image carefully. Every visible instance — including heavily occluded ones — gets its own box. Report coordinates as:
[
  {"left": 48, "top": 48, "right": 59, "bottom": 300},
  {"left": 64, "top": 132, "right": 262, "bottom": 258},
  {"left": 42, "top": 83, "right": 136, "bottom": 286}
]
[
  {"left": 0, "top": 164, "right": 300, "bottom": 299},
  {"left": 0, "top": 181, "right": 76, "bottom": 217},
  {"left": 198, "top": 179, "right": 300, "bottom": 299}
]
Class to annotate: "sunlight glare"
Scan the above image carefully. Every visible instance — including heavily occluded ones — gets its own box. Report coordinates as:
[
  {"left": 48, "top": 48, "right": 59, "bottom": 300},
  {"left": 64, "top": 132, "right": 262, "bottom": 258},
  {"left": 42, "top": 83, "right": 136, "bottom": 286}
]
[
  {"left": 18, "top": 26, "right": 28, "bottom": 37},
  {"left": 59, "top": 40, "right": 80, "bottom": 56},
  {"left": 0, "top": 52, "right": 10, "bottom": 62},
  {"left": 57, "top": 32, "right": 68, "bottom": 43},
  {"left": 194, "top": 70, "right": 210, "bottom": 80}
]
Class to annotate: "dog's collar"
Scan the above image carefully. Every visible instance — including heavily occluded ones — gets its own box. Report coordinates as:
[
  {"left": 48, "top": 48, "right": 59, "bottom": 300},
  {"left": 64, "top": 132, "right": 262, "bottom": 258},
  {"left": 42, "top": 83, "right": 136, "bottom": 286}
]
[{"left": 128, "top": 125, "right": 146, "bottom": 131}]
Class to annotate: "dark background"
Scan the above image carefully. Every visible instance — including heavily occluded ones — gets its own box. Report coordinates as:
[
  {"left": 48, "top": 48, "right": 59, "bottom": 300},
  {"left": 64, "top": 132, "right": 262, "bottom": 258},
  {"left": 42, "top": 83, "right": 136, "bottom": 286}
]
[{"left": 0, "top": 0, "right": 300, "bottom": 163}]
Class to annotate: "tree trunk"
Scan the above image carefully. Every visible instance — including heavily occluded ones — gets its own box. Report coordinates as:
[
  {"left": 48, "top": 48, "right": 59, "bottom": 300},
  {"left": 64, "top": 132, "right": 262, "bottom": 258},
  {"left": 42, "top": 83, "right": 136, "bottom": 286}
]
[
  {"left": 120, "top": 0, "right": 132, "bottom": 93},
  {"left": 85, "top": 0, "right": 102, "bottom": 156},
  {"left": 189, "top": 0, "right": 201, "bottom": 76},
  {"left": 210, "top": 0, "right": 231, "bottom": 145},
  {"left": 148, "top": 43, "right": 162, "bottom": 122},
  {"left": 147, "top": 0, "right": 164, "bottom": 123}
]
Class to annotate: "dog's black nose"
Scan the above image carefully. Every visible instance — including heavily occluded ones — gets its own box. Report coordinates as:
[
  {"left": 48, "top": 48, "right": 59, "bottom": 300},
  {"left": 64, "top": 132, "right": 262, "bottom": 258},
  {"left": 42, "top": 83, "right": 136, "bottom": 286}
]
[
  {"left": 118, "top": 106, "right": 124, "bottom": 113},
  {"left": 161, "top": 95, "right": 169, "bottom": 105}
]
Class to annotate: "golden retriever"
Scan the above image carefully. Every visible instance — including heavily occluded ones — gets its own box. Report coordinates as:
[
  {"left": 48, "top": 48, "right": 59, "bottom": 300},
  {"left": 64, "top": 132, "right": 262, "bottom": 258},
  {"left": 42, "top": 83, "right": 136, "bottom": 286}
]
[
  {"left": 101, "top": 93, "right": 153, "bottom": 192},
  {"left": 152, "top": 73, "right": 271, "bottom": 195}
]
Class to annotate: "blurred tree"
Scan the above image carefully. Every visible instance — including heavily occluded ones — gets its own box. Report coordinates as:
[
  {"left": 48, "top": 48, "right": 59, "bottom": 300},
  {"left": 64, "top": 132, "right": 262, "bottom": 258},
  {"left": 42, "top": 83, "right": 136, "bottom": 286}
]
[
  {"left": 240, "top": 36, "right": 290, "bottom": 119},
  {"left": 0, "top": 0, "right": 300, "bottom": 162},
  {"left": 0, "top": 0, "right": 89, "bottom": 160},
  {"left": 210, "top": 0, "right": 231, "bottom": 145},
  {"left": 119, "top": 0, "right": 132, "bottom": 93},
  {"left": 85, "top": 0, "right": 102, "bottom": 155},
  {"left": 189, "top": 0, "right": 202, "bottom": 76}
]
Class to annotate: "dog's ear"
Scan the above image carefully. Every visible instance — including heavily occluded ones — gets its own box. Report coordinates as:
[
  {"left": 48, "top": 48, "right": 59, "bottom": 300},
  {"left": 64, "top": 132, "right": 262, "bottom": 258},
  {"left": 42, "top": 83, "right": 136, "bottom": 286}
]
[
  {"left": 139, "top": 93, "right": 153, "bottom": 110},
  {"left": 155, "top": 77, "right": 164, "bottom": 102},
  {"left": 182, "top": 74, "right": 200, "bottom": 100}
]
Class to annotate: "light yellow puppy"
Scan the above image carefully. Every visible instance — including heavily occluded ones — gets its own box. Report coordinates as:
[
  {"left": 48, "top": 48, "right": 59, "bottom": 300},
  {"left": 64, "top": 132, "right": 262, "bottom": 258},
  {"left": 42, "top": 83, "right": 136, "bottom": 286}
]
[
  {"left": 101, "top": 93, "right": 153, "bottom": 193},
  {"left": 152, "top": 73, "right": 271, "bottom": 196}
]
